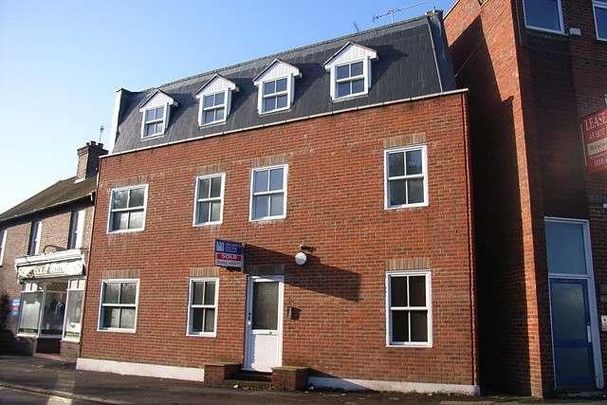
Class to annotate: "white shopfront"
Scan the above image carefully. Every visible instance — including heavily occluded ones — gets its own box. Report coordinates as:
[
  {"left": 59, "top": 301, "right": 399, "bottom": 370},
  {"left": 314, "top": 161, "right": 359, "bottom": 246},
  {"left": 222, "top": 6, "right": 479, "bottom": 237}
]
[{"left": 15, "top": 249, "right": 85, "bottom": 344}]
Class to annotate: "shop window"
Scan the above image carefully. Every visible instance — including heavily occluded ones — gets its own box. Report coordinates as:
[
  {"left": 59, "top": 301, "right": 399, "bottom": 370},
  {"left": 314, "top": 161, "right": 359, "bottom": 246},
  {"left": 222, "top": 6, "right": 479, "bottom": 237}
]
[
  {"left": 386, "top": 271, "right": 432, "bottom": 347},
  {"left": 187, "top": 278, "right": 218, "bottom": 336},
  {"left": 193, "top": 174, "right": 225, "bottom": 226},
  {"left": 250, "top": 165, "right": 288, "bottom": 221},
  {"left": 108, "top": 185, "right": 147, "bottom": 233},
  {"left": 523, "top": 0, "right": 564, "bottom": 33},
  {"left": 385, "top": 145, "right": 428, "bottom": 209},
  {"left": 594, "top": 1, "right": 607, "bottom": 40},
  {"left": 99, "top": 279, "right": 139, "bottom": 332},
  {"left": 18, "top": 283, "right": 43, "bottom": 335},
  {"left": 63, "top": 279, "right": 85, "bottom": 341},
  {"left": 40, "top": 290, "right": 66, "bottom": 336}
]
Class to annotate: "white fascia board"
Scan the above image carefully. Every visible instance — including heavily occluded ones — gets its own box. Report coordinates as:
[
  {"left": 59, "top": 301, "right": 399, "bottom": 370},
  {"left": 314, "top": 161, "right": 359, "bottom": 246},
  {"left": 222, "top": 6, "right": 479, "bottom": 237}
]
[
  {"left": 253, "top": 59, "right": 301, "bottom": 86},
  {"left": 194, "top": 74, "right": 239, "bottom": 99},
  {"left": 138, "top": 90, "right": 177, "bottom": 112},
  {"left": 324, "top": 42, "right": 378, "bottom": 71}
]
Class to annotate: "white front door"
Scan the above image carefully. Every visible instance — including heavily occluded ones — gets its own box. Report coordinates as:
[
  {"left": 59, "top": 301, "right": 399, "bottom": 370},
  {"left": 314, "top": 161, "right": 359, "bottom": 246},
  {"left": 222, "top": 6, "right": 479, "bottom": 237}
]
[{"left": 244, "top": 276, "right": 283, "bottom": 372}]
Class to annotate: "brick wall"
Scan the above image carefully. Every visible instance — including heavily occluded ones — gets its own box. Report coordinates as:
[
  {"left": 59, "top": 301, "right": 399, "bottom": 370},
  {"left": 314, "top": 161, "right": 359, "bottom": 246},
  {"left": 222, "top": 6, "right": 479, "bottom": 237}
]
[
  {"left": 446, "top": 0, "right": 607, "bottom": 397},
  {"left": 445, "top": 0, "right": 552, "bottom": 397},
  {"left": 0, "top": 203, "right": 94, "bottom": 334},
  {"left": 80, "top": 93, "right": 478, "bottom": 386}
]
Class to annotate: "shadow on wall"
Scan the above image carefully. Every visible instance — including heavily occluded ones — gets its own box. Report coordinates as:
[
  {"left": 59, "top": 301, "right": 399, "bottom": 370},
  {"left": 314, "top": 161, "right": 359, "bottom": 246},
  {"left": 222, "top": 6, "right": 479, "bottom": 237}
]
[
  {"left": 449, "top": 16, "right": 533, "bottom": 395},
  {"left": 243, "top": 244, "right": 361, "bottom": 302}
]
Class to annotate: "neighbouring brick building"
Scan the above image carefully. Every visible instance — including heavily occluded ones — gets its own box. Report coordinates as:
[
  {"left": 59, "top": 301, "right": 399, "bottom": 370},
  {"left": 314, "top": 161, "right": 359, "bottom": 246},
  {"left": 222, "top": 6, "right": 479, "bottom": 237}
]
[
  {"left": 0, "top": 141, "right": 107, "bottom": 358},
  {"left": 445, "top": 0, "right": 607, "bottom": 397},
  {"left": 76, "top": 12, "right": 480, "bottom": 394}
]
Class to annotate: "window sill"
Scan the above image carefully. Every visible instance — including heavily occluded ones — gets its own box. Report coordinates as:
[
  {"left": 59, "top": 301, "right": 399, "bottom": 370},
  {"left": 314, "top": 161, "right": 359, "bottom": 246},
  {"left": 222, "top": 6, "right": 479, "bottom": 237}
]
[
  {"left": 387, "top": 342, "right": 432, "bottom": 348},
  {"left": 258, "top": 107, "right": 291, "bottom": 116},
  {"left": 186, "top": 332, "right": 217, "bottom": 338},
  {"left": 140, "top": 133, "right": 165, "bottom": 141},
  {"left": 62, "top": 337, "right": 81, "bottom": 343},
  {"left": 193, "top": 221, "right": 223, "bottom": 228},
  {"left": 331, "top": 92, "right": 369, "bottom": 103},
  {"left": 525, "top": 25, "right": 567, "bottom": 37},
  {"left": 250, "top": 215, "right": 287, "bottom": 223},
  {"left": 97, "top": 328, "right": 137, "bottom": 334},
  {"left": 384, "top": 202, "right": 429, "bottom": 210},
  {"left": 199, "top": 120, "right": 226, "bottom": 128},
  {"left": 107, "top": 228, "right": 145, "bottom": 235}
]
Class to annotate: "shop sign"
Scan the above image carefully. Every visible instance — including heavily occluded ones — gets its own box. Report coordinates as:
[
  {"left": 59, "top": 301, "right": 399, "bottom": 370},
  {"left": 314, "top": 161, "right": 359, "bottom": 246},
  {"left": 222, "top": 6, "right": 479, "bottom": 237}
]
[
  {"left": 214, "top": 239, "right": 244, "bottom": 269},
  {"left": 16, "top": 257, "right": 84, "bottom": 280},
  {"left": 10, "top": 298, "right": 20, "bottom": 318},
  {"left": 581, "top": 108, "right": 607, "bottom": 173}
]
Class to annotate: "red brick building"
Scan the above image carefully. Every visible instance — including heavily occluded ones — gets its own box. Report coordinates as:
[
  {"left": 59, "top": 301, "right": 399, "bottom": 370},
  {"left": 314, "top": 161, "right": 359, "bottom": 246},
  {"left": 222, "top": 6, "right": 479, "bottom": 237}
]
[
  {"left": 0, "top": 141, "right": 107, "bottom": 358},
  {"left": 76, "top": 13, "right": 480, "bottom": 394},
  {"left": 445, "top": 0, "right": 607, "bottom": 397}
]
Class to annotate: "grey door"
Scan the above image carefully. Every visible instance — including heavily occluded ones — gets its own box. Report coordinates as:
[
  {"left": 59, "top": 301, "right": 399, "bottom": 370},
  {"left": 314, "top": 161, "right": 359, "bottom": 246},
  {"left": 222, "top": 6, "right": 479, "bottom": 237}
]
[{"left": 550, "top": 278, "right": 595, "bottom": 389}]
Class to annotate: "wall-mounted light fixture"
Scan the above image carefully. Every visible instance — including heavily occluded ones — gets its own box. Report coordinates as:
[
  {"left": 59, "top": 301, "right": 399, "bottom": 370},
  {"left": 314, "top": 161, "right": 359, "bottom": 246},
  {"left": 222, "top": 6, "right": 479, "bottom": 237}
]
[{"left": 295, "top": 244, "right": 313, "bottom": 266}]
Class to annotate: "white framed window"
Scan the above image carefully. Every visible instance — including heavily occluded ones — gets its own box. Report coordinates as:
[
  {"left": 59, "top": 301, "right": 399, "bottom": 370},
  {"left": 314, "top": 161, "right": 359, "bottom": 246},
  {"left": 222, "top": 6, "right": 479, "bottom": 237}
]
[
  {"left": 142, "top": 106, "right": 166, "bottom": 138},
  {"left": 138, "top": 90, "right": 177, "bottom": 140},
  {"left": 98, "top": 279, "right": 139, "bottom": 332},
  {"left": 194, "top": 74, "right": 238, "bottom": 127},
  {"left": 28, "top": 221, "right": 42, "bottom": 255},
  {"left": 187, "top": 278, "right": 219, "bottom": 337},
  {"left": 335, "top": 60, "right": 366, "bottom": 99},
  {"left": 193, "top": 173, "right": 225, "bottom": 226},
  {"left": 523, "top": 0, "right": 565, "bottom": 34},
  {"left": 68, "top": 209, "right": 86, "bottom": 249},
  {"left": 200, "top": 92, "right": 227, "bottom": 125},
  {"left": 107, "top": 185, "right": 148, "bottom": 233},
  {"left": 324, "top": 42, "right": 377, "bottom": 101},
  {"left": 0, "top": 229, "right": 6, "bottom": 266},
  {"left": 594, "top": 1, "right": 607, "bottom": 41},
  {"left": 253, "top": 59, "right": 300, "bottom": 115},
  {"left": 385, "top": 145, "right": 428, "bottom": 209},
  {"left": 250, "top": 165, "right": 288, "bottom": 221},
  {"left": 386, "top": 271, "right": 432, "bottom": 347},
  {"left": 261, "top": 78, "right": 289, "bottom": 113},
  {"left": 63, "top": 278, "right": 85, "bottom": 342}
]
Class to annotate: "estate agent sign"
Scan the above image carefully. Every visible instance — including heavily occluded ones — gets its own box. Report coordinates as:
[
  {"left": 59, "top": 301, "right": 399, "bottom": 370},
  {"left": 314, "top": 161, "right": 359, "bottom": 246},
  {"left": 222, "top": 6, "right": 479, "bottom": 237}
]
[
  {"left": 214, "top": 239, "right": 244, "bottom": 269},
  {"left": 581, "top": 108, "right": 607, "bottom": 173}
]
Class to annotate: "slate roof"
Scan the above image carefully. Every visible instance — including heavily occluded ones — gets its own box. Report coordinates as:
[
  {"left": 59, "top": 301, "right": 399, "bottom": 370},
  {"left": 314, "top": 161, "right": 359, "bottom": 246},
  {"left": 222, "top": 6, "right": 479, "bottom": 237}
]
[
  {"left": 0, "top": 176, "right": 96, "bottom": 224},
  {"left": 113, "top": 11, "right": 455, "bottom": 154}
]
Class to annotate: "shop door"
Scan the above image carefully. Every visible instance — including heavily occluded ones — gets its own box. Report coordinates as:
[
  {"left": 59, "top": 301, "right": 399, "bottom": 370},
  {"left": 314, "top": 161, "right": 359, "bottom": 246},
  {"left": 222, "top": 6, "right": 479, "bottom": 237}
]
[
  {"left": 546, "top": 218, "right": 603, "bottom": 390},
  {"left": 244, "top": 276, "right": 283, "bottom": 372},
  {"left": 550, "top": 278, "right": 595, "bottom": 388}
]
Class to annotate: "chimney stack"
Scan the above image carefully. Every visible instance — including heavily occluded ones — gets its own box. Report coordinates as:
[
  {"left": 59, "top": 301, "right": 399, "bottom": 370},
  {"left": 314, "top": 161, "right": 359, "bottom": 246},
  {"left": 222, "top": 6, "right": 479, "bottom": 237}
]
[{"left": 76, "top": 141, "right": 108, "bottom": 180}]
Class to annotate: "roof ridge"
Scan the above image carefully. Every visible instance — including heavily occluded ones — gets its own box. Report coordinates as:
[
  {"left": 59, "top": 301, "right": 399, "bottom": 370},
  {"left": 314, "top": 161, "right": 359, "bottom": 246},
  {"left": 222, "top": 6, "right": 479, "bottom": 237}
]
[{"left": 133, "top": 12, "right": 437, "bottom": 93}]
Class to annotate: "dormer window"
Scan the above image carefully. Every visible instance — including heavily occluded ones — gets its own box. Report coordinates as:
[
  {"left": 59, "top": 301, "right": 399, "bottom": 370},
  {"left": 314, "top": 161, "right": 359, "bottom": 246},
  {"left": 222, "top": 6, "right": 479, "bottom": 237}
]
[
  {"left": 262, "top": 78, "right": 288, "bottom": 113},
  {"left": 335, "top": 61, "right": 365, "bottom": 98},
  {"left": 194, "top": 74, "right": 238, "bottom": 127},
  {"left": 202, "top": 93, "right": 226, "bottom": 125},
  {"left": 138, "top": 89, "right": 177, "bottom": 140},
  {"left": 143, "top": 106, "right": 166, "bottom": 137},
  {"left": 324, "top": 42, "right": 378, "bottom": 101},
  {"left": 253, "top": 59, "right": 301, "bottom": 115}
]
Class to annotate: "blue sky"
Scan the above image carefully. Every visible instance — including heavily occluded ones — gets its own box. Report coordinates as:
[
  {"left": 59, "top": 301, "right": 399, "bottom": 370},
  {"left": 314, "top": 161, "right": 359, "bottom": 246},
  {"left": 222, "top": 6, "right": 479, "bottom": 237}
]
[{"left": 0, "top": 0, "right": 454, "bottom": 213}]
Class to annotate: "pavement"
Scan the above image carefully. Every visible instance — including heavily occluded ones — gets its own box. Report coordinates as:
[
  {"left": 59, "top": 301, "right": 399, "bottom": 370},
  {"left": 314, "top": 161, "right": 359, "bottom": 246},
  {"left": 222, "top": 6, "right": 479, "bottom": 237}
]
[{"left": 0, "top": 355, "right": 605, "bottom": 405}]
